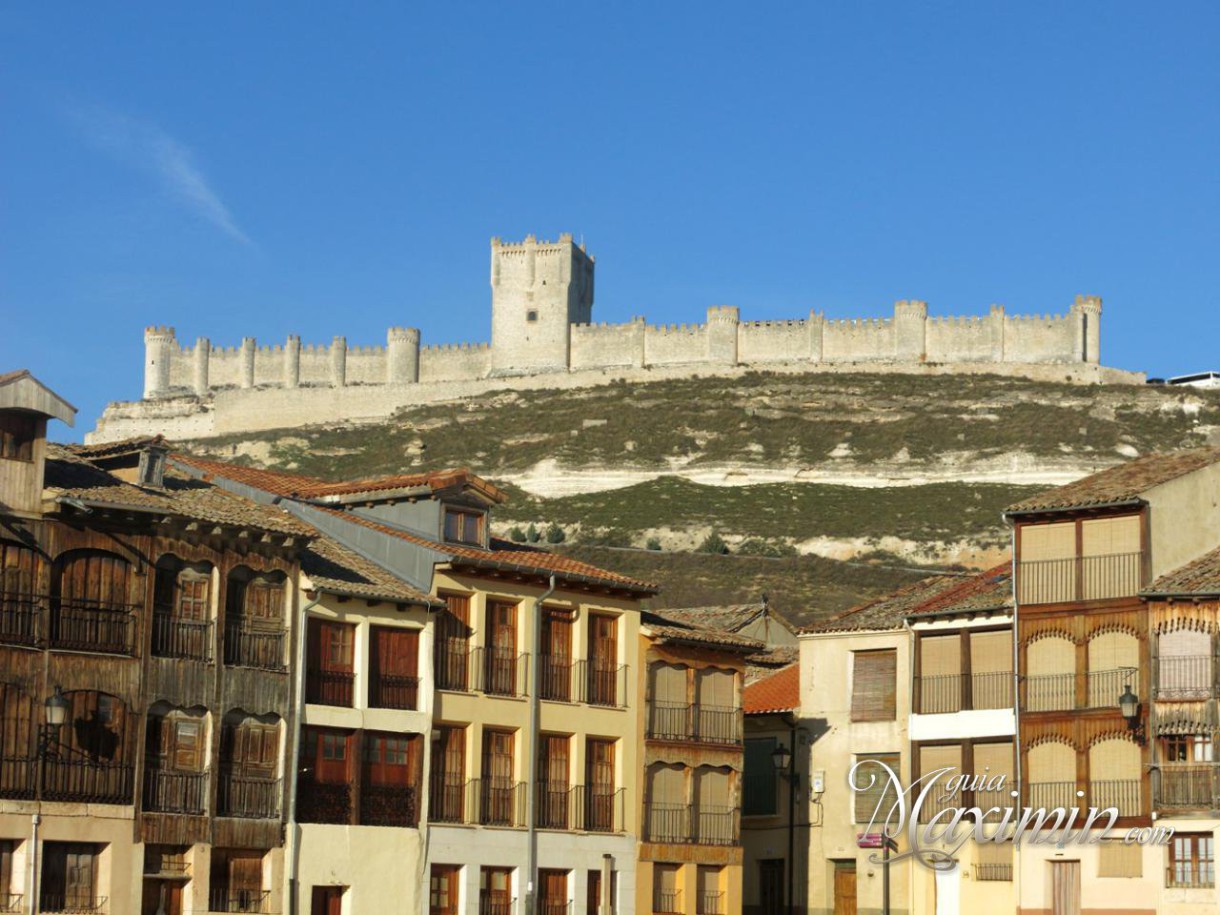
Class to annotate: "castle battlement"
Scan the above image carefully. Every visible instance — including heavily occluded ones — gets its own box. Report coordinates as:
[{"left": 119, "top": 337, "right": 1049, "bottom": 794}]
[{"left": 111, "top": 232, "right": 1120, "bottom": 441}]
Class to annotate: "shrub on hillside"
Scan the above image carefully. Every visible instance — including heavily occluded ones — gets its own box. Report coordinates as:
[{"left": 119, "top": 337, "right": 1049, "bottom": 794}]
[
  {"left": 696, "top": 531, "right": 731, "bottom": 555},
  {"left": 646, "top": 537, "right": 663, "bottom": 551},
  {"left": 545, "top": 523, "right": 566, "bottom": 544},
  {"left": 579, "top": 528, "right": 633, "bottom": 548},
  {"left": 509, "top": 526, "right": 527, "bottom": 542},
  {"left": 736, "top": 538, "right": 798, "bottom": 558},
  {"left": 526, "top": 523, "right": 541, "bottom": 543}
]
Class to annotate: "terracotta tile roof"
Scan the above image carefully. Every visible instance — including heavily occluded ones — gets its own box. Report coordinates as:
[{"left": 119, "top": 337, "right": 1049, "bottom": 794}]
[
  {"left": 44, "top": 445, "right": 312, "bottom": 537},
  {"left": 321, "top": 508, "right": 659, "bottom": 595},
  {"left": 66, "top": 436, "right": 167, "bottom": 460},
  {"left": 803, "top": 574, "right": 965, "bottom": 633},
  {"left": 1006, "top": 446, "right": 1220, "bottom": 515},
  {"left": 301, "top": 535, "right": 438, "bottom": 606},
  {"left": 744, "top": 663, "right": 799, "bottom": 714},
  {"left": 1143, "top": 546, "right": 1220, "bottom": 597},
  {"left": 745, "top": 645, "right": 799, "bottom": 683},
  {"left": 173, "top": 455, "right": 506, "bottom": 503},
  {"left": 906, "top": 563, "right": 1013, "bottom": 619},
  {"left": 649, "top": 602, "right": 796, "bottom": 636},
  {"left": 641, "top": 609, "right": 764, "bottom": 652}
]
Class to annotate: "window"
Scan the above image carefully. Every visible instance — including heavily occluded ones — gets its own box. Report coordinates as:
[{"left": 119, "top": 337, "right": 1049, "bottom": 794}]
[
  {"left": 0, "top": 840, "right": 16, "bottom": 910},
  {"left": 152, "top": 559, "right": 212, "bottom": 660},
  {"left": 1168, "top": 834, "right": 1215, "bottom": 888},
  {"left": 1098, "top": 842, "right": 1142, "bottom": 878},
  {"left": 974, "top": 843, "right": 1013, "bottom": 881},
  {"left": 1162, "top": 735, "right": 1214, "bottom": 763},
  {"left": 653, "top": 864, "right": 681, "bottom": 914},
  {"left": 362, "top": 732, "right": 421, "bottom": 827},
  {"left": 429, "top": 726, "right": 467, "bottom": 823},
  {"left": 1088, "top": 737, "right": 1141, "bottom": 816},
  {"left": 481, "top": 867, "right": 513, "bottom": 915},
  {"left": 1025, "top": 635, "right": 1076, "bottom": 711},
  {"left": 53, "top": 550, "right": 135, "bottom": 654},
  {"left": 852, "top": 752, "right": 900, "bottom": 825},
  {"left": 1086, "top": 631, "right": 1138, "bottom": 708},
  {"left": 743, "top": 738, "right": 777, "bottom": 816},
  {"left": 537, "top": 734, "right": 571, "bottom": 829},
  {"left": 969, "top": 629, "right": 1013, "bottom": 709},
  {"left": 587, "top": 615, "right": 619, "bottom": 706},
  {"left": 224, "top": 569, "right": 286, "bottom": 670},
  {"left": 430, "top": 865, "right": 460, "bottom": 915},
  {"left": 586, "top": 738, "right": 617, "bottom": 831},
  {"left": 917, "top": 634, "right": 961, "bottom": 713},
  {"left": 0, "top": 413, "right": 36, "bottom": 462},
  {"left": 481, "top": 729, "right": 516, "bottom": 826},
  {"left": 306, "top": 619, "right": 356, "bottom": 707},
  {"left": 694, "top": 767, "right": 734, "bottom": 844},
  {"left": 210, "top": 849, "right": 265, "bottom": 914},
  {"left": 587, "top": 869, "right": 616, "bottom": 915},
  {"left": 696, "top": 865, "right": 725, "bottom": 915},
  {"left": 646, "top": 764, "right": 688, "bottom": 842},
  {"left": 485, "top": 601, "right": 518, "bottom": 696},
  {"left": 1157, "top": 629, "right": 1213, "bottom": 699},
  {"left": 434, "top": 593, "right": 472, "bottom": 691},
  {"left": 538, "top": 869, "right": 568, "bottom": 915},
  {"left": 444, "top": 509, "right": 484, "bottom": 546},
  {"left": 695, "top": 668, "right": 738, "bottom": 743},
  {"left": 527, "top": 310, "right": 538, "bottom": 323},
  {"left": 40, "top": 843, "right": 100, "bottom": 914},
  {"left": 851, "top": 650, "right": 896, "bottom": 721},
  {"left": 371, "top": 627, "right": 420, "bottom": 709},
  {"left": 540, "top": 608, "right": 574, "bottom": 702},
  {"left": 917, "top": 744, "right": 963, "bottom": 822},
  {"left": 1026, "top": 741, "right": 1076, "bottom": 810}
]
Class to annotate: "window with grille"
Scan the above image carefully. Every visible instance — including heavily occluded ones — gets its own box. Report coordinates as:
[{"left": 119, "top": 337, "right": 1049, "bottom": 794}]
[{"left": 1168, "top": 834, "right": 1215, "bottom": 888}]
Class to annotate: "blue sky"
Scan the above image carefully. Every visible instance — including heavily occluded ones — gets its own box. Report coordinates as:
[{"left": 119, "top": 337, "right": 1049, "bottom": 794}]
[{"left": 3, "top": 2, "right": 1218, "bottom": 439}]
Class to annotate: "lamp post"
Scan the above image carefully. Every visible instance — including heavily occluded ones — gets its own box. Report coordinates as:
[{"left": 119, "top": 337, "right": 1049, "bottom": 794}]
[
  {"left": 771, "top": 740, "right": 795, "bottom": 915},
  {"left": 30, "top": 686, "right": 70, "bottom": 915}
]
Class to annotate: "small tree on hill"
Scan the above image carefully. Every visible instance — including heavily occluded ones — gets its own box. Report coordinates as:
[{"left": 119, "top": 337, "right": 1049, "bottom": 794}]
[
  {"left": 508, "top": 526, "right": 527, "bottom": 542},
  {"left": 696, "top": 531, "right": 730, "bottom": 555},
  {"left": 545, "top": 523, "right": 566, "bottom": 544},
  {"left": 526, "top": 523, "right": 541, "bottom": 543},
  {"left": 646, "top": 537, "right": 663, "bottom": 551}
]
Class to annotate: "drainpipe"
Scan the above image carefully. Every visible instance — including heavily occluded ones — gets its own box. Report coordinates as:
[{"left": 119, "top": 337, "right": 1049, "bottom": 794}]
[
  {"left": 524, "top": 575, "right": 558, "bottom": 915},
  {"left": 287, "top": 594, "right": 324, "bottom": 915},
  {"left": 787, "top": 715, "right": 796, "bottom": 915},
  {"left": 1008, "top": 519, "right": 1023, "bottom": 907}
]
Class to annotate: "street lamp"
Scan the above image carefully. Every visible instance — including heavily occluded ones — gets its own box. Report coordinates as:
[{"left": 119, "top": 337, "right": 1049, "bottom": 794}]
[
  {"left": 45, "top": 687, "right": 69, "bottom": 730},
  {"left": 770, "top": 739, "right": 796, "bottom": 915},
  {"left": 32, "top": 686, "right": 70, "bottom": 915},
  {"left": 1118, "top": 683, "right": 1145, "bottom": 744}
]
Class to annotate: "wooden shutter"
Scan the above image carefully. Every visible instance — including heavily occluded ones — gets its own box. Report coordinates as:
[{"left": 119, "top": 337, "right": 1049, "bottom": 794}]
[
  {"left": 540, "top": 734, "right": 569, "bottom": 789},
  {"left": 0, "top": 540, "right": 43, "bottom": 597},
  {"left": 488, "top": 602, "right": 517, "bottom": 653},
  {"left": 650, "top": 764, "right": 684, "bottom": 806},
  {"left": 697, "top": 668, "right": 736, "bottom": 709},
  {"left": 177, "top": 568, "right": 210, "bottom": 620},
  {"left": 590, "top": 615, "right": 617, "bottom": 667},
  {"left": 59, "top": 552, "right": 130, "bottom": 606},
  {"left": 374, "top": 627, "right": 419, "bottom": 678},
  {"left": 436, "top": 726, "right": 465, "bottom": 780},
  {"left": 917, "top": 744, "right": 962, "bottom": 821},
  {"left": 229, "top": 853, "right": 262, "bottom": 894},
  {"left": 852, "top": 752, "right": 900, "bottom": 824},
  {"left": 1098, "top": 842, "right": 1142, "bottom": 878},
  {"left": 173, "top": 717, "right": 203, "bottom": 771},
  {"left": 970, "top": 630, "right": 1011, "bottom": 673},
  {"left": 543, "top": 609, "right": 573, "bottom": 658},
  {"left": 851, "top": 650, "right": 896, "bottom": 721},
  {"left": 431, "top": 865, "right": 460, "bottom": 915},
  {"left": 586, "top": 738, "right": 614, "bottom": 793},
  {"left": 65, "top": 845, "right": 97, "bottom": 907},
  {"left": 483, "top": 730, "right": 515, "bottom": 783},
  {"left": 652, "top": 664, "right": 687, "bottom": 704},
  {"left": 244, "top": 577, "right": 283, "bottom": 624}
]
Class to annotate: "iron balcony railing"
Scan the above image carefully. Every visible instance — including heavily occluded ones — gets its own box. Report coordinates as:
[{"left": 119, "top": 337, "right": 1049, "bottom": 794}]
[
  {"left": 653, "top": 889, "right": 681, "bottom": 914},
  {"left": 1154, "top": 655, "right": 1216, "bottom": 700},
  {"left": 576, "top": 660, "right": 628, "bottom": 708},
  {"left": 536, "top": 783, "right": 572, "bottom": 830},
  {"left": 644, "top": 802, "right": 739, "bottom": 845},
  {"left": 49, "top": 599, "right": 137, "bottom": 654},
  {"left": 1028, "top": 781, "right": 1077, "bottom": 811},
  {"left": 38, "top": 894, "right": 107, "bottom": 914},
  {"left": 429, "top": 774, "right": 468, "bottom": 824},
  {"left": 1155, "top": 764, "right": 1220, "bottom": 811},
  {"left": 150, "top": 610, "right": 212, "bottom": 661},
  {"left": 0, "top": 592, "right": 40, "bottom": 646},
  {"left": 42, "top": 758, "right": 133, "bottom": 804},
  {"left": 538, "top": 901, "right": 571, "bottom": 915},
  {"left": 371, "top": 673, "right": 420, "bottom": 710},
  {"left": 478, "top": 896, "right": 516, "bottom": 915},
  {"left": 0, "top": 755, "right": 33, "bottom": 800},
  {"left": 476, "top": 778, "right": 526, "bottom": 827},
  {"left": 305, "top": 668, "right": 355, "bottom": 707},
  {"left": 973, "top": 863, "right": 1013, "bottom": 881},
  {"left": 539, "top": 653, "right": 574, "bottom": 702},
  {"left": 535, "top": 784, "right": 625, "bottom": 832},
  {"left": 0, "top": 894, "right": 22, "bottom": 913},
  {"left": 435, "top": 638, "right": 472, "bottom": 691},
  {"left": 142, "top": 766, "right": 207, "bottom": 814},
  {"left": 1017, "top": 551, "right": 1145, "bottom": 605},
  {"left": 1023, "top": 668, "right": 1136, "bottom": 712},
  {"left": 698, "top": 891, "right": 726, "bottom": 915},
  {"left": 207, "top": 889, "right": 270, "bottom": 913},
  {"left": 223, "top": 622, "right": 286, "bottom": 671},
  {"left": 475, "top": 647, "right": 529, "bottom": 697},
  {"left": 915, "top": 671, "right": 1013, "bottom": 714},
  {"left": 695, "top": 805, "right": 740, "bottom": 845},
  {"left": 1165, "top": 865, "right": 1216, "bottom": 890},
  {"left": 647, "top": 702, "right": 742, "bottom": 744},
  {"left": 217, "top": 772, "right": 280, "bottom": 819},
  {"left": 360, "top": 783, "right": 419, "bottom": 828},
  {"left": 1089, "top": 779, "right": 1142, "bottom": 817},
  {"left": 296, "top": 778, "right": 352, "bottom": 825}
]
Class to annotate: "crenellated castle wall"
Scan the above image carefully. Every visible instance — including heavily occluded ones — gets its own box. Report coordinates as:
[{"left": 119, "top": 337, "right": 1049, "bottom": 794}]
[{"left": 104, "top": 235, "right": 1121, "bottom": 443}]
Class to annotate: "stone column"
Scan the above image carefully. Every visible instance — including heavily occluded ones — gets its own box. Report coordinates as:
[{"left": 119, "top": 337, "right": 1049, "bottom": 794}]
[
  {"left": 387, "top": 327, "right": 421, "bottom": 383},
  {"left": 330, "top": 336, "right": 347, "bottom": 387},
  {"left": 240, "top": 338, "right": 256, "bottom": 388},
  {"left": 143, "top": 326, "right": 176, "bottom": 399},
  {"left": 193, "top": 338, "right": 211, "bottom": 395},
  {"left": 285, "top": 336, "right": 301, "bottom": 388}
]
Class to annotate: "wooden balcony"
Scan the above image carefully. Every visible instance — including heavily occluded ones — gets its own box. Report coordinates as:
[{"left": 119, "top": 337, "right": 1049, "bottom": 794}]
[
  {"left": 647, "top": 702, "right": 741, "bottom": 745},
  {"left": 0, "top": 591, "right": 40, "bottom": 647},
  {"left": 1017, "top": 551, "right": 1145, "bottom": 605},
  {"left": 216, "top": 772, "right": 280, "bottom": 819},
  {"left": 41, "top": 757, "right": 133, "bottom": 804},
  {"left": 142, "top": 766, "right": 207, "bottom": 814},
  {"left": 150, "top": 611, "right": 212, "bottom": 662},
  {"left": 1155, "top": 764, "right": 1220, "bottom": 811},
  {"left": 49, "top": 599, "right": 137, "bottom": 655}
]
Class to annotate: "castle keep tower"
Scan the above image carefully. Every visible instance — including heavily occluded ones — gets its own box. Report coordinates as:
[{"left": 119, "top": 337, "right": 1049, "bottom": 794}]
[{"left": 489, "top": 233, "right": 594, "bottom": 375}]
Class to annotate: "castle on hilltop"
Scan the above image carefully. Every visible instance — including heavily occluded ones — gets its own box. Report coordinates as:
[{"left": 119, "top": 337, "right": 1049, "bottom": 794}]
[{"left": 90, "top": 233, "right": 1134, "bottom": 443}]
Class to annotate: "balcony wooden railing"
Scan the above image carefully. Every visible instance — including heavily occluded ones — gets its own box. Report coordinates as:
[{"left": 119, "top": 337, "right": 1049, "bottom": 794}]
[
  {"left": 916, "top": 671, "right": 1013, "bottom": 714},
  {"left": 150, "top": 611, "right": 212, "bottom": 661},
  {"left": 223, "top": 623, "right": 285, "bottom": 671},
  {"left": 0, "top": 592, "right": 40, "bottom": 646},
  {"left": 296, "top": 779, "right": 352, "bottom": 825},
  {"left": 207, "top": 889, "right": 270, "bottom": 913},
  {"left": 1023, "top": 668, "right": 1136, "bottom": 712},
  {"left": 646, "top": 702, "right": 741, "bottom": 744},
  {"left": 217, "top": 772, "right": 280, "bottom": 819},
  {"left": 539, "top": 654, "right": 574, "bottom": 702},
  {"left": 360, "top": 783, "right": 419, "bottom": 827},
  {"left": 50, "top": 599, "right": 137, "bottom": 654},
  {"left": 142, "top": 766, "right": 207, "bottom": 814},
  {"left": 305, "top": 668, "right": 354, "bottom": 707},
  {"left": 39, "top": 893, "right": 107, "bottom": 914},
  {"left": 1154, "top": 655, "right": 1216, "bottom": 700},
  {"left": 370, "top": 673, "right": 419, "bottom": 710},
  {"left": 1155, "top": 764, "right": 1220, "bottom": 811},
  {"left": 42, "top": 758, "right": 133, "bottom": 804},
  {"left": 1017, "top": 552, "right": 1144, "bottom": 605},
  {"left": 0, "top": 755, "right": 33, "bottom": 800}
]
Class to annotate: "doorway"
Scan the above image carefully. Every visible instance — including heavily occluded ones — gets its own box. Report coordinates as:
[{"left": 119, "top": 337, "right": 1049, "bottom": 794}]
[
  {"left": 833, "top": 861, "right": 857, "bottom": 915},
  {"left": 311, "top": 885, "right": 345, "bottom": 915},
  {"left": 140, "top": 880, "right": 182, "bottom": 915},
  {"left": 1050, "top": 861, "right": 1081, "bottom": 915},
  {"left": 758, "top": 859, "right": 784, "bottom": 915}
]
